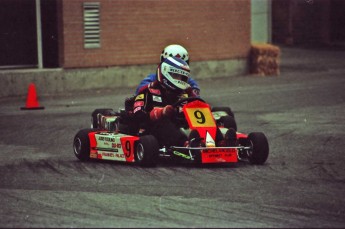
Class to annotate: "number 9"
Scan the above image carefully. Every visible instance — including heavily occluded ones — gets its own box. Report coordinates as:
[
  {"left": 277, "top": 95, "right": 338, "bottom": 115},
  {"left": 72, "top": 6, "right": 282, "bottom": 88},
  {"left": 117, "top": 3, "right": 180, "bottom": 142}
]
[
  {"left": 194, "top": 110, "right": 206, "bottom": 124},
  {"left": 125, "top": 141, "right": 131, "bottom": 157}
]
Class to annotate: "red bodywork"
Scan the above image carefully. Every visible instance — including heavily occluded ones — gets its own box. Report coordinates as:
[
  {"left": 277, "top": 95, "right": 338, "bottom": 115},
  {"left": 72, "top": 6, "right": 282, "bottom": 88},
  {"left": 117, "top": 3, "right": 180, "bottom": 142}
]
[
  {"left": 88, "top": 131, "right": 139, "bottom": 162},
  {"left": 183, "top": 100, "right": 239, "bottom": 163}
]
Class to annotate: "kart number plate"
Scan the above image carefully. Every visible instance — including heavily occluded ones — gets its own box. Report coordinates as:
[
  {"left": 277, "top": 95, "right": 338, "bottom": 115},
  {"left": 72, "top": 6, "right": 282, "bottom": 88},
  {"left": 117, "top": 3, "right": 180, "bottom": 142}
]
[{"left": 185, "top": 107, "right": 216, "bottom": 128}]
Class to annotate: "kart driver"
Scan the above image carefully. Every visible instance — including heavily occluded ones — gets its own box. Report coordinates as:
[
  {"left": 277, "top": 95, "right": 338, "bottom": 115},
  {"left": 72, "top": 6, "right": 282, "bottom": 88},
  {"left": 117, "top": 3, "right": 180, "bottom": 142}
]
[
  {"left": 125, "top": 44, "right": 200, "bottom": 112},
  {"left": 135, "top": 44, "right": 200, "bottom": 96},
  {"left": 132, "top": 56, "right": 196, "bottom": 148}
]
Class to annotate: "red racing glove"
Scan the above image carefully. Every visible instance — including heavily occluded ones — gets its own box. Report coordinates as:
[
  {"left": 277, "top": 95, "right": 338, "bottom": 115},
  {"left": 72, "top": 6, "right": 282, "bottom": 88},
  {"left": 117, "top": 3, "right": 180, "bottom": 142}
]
[{"left": 150, "top": 105, "right": 175, "bottom": 121}]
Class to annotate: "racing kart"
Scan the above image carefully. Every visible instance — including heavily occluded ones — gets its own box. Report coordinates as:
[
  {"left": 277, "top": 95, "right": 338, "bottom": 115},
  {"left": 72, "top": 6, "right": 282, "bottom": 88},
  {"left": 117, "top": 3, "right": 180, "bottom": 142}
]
[{"left": 73, "top": 97, "right": 269, "bottom": 166}]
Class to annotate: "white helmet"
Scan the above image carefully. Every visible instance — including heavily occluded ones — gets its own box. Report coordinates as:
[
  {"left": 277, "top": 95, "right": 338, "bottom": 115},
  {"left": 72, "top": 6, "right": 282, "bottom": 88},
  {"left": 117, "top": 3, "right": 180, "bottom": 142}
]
[
  {"left": 157, "top": 56, "right": 190, "bottom": 92},
  {"left": 160, "top": 44, "right": 189, "bottom": 64}
]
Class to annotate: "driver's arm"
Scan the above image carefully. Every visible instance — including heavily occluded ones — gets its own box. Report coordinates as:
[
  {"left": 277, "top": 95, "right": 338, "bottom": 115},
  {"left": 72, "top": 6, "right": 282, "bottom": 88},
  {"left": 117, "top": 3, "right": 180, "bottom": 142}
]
[
  {"left": 187, "top": 76, "right": 200, "bottom": 96},
  {"left": 132, "top": 92, "right": 173, "bottom": 122},
  {"left": 135, "top": 74, "right": 157, "bottom": 95}
]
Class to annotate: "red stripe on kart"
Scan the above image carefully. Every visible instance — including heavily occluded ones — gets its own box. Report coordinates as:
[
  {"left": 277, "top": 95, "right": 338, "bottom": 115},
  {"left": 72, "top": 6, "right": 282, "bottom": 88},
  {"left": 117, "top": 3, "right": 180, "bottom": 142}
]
[{"left": 88, "top": 132, "right": 99, "bottom": 159}]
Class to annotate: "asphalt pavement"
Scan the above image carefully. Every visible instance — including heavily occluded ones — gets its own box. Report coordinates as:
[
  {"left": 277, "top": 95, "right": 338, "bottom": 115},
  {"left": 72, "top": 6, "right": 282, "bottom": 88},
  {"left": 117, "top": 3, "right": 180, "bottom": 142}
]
[{"left": 0, "top": 45, "right": 344, "bottom": 228}]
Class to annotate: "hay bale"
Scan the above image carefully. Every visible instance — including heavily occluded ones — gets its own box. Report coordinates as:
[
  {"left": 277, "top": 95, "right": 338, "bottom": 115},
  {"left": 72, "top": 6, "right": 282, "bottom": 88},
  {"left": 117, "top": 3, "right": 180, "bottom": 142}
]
[{"left": 250, "top": 43, "right": 280, "bottom": 76}]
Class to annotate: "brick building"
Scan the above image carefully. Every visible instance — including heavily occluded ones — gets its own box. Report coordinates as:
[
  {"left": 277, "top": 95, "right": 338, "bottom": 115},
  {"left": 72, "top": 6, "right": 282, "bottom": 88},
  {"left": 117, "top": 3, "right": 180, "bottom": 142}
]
[
  {"left": 1, "top": 0, "right": 253, "bottom": 97},
  {"left": 1, "top": 0, "right": 251, "bottom": 69},
  {"left": 3, "top": 0, "right": 343, "bottom": 97}
]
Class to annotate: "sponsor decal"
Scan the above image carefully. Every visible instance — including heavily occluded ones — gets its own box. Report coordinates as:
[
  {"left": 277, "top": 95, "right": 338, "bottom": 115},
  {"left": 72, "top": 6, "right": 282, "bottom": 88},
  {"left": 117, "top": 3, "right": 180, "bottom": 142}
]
[
  {"left": 134, "top": 101, "right": 144, "bottom": 107},
  {"left": 112, "top": 143, "right": 122, "bottom": 148},
  {"left": 135, "top": 94, "right": 144, "bottom": 101},
  {"left": 201, "top": 148, "right": 238, "bottom": 163},
  {"left": 176, "top": 80, "right": 188, "bottom": 86},
  {"left": 169, "top": 67, "right": 190, "bottom": 77},
  {"left": 98, "top": 136, "right": 115, "bottom": 142},
  {"left": 102, "top": 152, "right": 114, "bottom": 157},
  {"left": 173, "top": 151, "right": 191, "bottom": 160},
  {"left": 101, "top": 152, "right": 125, "bottom": 159},
  {"left": 203, "top": 148, "right": 236, "bottom": 153},
  {"left": 149, "top": 88, "right": 161, "bottom": 95},
  {"left": 153, "top": 95, "right": 162, "bottom": 103}
]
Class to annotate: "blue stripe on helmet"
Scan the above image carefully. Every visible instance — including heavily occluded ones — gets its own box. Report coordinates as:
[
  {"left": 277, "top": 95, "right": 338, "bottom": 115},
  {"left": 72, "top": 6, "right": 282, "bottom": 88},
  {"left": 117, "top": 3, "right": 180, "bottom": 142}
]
[{"left": 165, "top": 56, "right": 187, "bottom": 69}]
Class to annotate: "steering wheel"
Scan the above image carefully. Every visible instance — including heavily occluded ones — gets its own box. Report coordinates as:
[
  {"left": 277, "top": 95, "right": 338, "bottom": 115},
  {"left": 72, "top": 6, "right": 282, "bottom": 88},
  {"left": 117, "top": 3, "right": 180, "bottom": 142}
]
[
  {"left": 172, "top": 97, "right": 206, "bottom": 109},
  {"left": 172, "top": 97, "right": 206, "bottom": 125}
]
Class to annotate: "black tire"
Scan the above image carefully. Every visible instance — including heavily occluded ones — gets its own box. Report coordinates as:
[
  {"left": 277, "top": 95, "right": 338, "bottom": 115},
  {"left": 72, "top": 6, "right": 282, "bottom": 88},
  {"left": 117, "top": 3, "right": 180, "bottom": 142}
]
[
  {"left": 224, "top": 128, "right": 238, "bottom": 146},
  {"left": 247, "top": 132, "right": 269, "bottom": 165},
  {"left": 189, "top": 129, "right": 201, "bottom": 147},
  {"left": 219, "top": 115, "right": 237, "bottom": 131},
  {"left": 188, "top": 129, "right": 203, "bottom": 163},
  {"left": 212, "top": 106, "right": 235, "bottom": 118},
  {"left": 91, "top": 108, "right": 114, "bottom": 129},
  {"left": 135, "top": 135, "right": 159, "bottom": 167},
  {"left": 73, "top": 128, "right": 94, "bottom": 161}
]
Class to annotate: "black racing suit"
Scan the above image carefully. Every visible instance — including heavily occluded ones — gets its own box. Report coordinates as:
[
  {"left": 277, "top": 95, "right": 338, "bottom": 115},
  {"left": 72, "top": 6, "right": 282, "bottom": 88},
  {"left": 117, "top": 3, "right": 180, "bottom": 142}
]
[{"left": 132, "top": 81, "right": 197, "bottom": 148}]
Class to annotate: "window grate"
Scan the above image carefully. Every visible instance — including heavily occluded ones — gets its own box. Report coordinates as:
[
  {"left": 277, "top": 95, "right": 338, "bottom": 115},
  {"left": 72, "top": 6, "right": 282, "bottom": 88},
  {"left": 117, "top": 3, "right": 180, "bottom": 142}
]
[{"left": 83, "top": 2, "right": 100, "bottom": 48}]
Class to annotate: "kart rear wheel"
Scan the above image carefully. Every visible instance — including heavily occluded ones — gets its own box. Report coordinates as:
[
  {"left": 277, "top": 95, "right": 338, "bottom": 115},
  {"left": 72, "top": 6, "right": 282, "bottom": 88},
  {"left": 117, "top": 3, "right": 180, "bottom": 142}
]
[
  {"left": 91, "top": 108, "right": 114, "bottom": 129},
  {"left": 135, "top": 135, "right": 159, "bottom": 167},
  {"left": 73, "top": 128, "right": 94, "bottom": 161},
  {"left": 219, "top": 115, "right": 237, "bottom": 131},
  {"left": 247, "top": 132, "right": 269, "bottom": 165}
]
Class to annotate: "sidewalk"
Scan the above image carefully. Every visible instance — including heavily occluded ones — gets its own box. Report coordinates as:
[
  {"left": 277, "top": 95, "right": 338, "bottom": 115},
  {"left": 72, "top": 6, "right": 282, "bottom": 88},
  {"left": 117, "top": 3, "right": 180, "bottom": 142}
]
[
  {"left": 0, "top": 58, "right": 246, "bottom": 99},
  {"left": 278, "top": 45, "right": 345, "bottom": 78},
  {"left": 1, "top": 44, "right": 344, "bottom": 99}
]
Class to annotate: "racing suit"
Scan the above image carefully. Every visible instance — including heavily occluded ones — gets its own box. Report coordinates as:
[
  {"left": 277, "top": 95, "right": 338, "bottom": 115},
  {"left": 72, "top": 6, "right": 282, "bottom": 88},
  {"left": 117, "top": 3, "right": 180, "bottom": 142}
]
[
  {"left": 135, "top": 73, "right": 200, "bottom": 96},
  {"left": 132, "top": 81, "right": 197, "bottom": 148}
]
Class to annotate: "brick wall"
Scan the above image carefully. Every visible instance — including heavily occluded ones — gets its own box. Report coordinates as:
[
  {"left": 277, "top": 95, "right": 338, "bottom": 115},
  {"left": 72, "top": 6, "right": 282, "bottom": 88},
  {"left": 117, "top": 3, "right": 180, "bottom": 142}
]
[{"left": 61, "top": 0, "right": 251, "bottom": 68}]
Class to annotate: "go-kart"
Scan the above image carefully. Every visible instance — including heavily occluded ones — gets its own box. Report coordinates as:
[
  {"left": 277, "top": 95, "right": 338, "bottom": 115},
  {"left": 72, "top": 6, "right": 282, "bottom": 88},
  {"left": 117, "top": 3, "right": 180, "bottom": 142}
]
[{"left": 73, "top": 97, "right": 269, "bottom": 166}]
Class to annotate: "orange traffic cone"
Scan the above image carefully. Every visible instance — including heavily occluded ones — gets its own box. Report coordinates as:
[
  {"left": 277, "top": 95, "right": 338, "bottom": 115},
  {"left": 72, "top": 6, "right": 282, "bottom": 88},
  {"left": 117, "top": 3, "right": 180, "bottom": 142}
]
[{"left": 20, "top": 83, "right": 45, "bottom": 110}]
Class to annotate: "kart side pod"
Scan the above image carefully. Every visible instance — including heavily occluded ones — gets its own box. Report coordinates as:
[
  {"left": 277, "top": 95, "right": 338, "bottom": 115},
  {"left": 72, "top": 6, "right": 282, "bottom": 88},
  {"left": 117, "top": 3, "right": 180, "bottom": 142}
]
[{"left": 73, "top": 129, "right": 160, "bottom": 166}]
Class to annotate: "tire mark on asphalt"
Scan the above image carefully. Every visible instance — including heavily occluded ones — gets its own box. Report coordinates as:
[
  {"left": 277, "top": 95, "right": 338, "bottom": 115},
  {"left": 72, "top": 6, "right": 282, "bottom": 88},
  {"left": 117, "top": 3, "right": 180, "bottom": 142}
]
[{"left": 307, "top": 161, "right": 345, "bottom": 183}]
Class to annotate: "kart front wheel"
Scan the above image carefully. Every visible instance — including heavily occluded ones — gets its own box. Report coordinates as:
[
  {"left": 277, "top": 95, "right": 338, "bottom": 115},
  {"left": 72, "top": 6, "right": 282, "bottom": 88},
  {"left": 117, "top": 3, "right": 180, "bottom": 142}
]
[
  {"left": 219, "top": 115, "right": 237, "bottom": 131},
  {"left": 135, "top": 135, "right": 159, "bottom": 167},
  {"left": 73, "top": 129, "right": 94, "bottom": 161},
  {"left": 247, "top": 132, "right": 269, "bottom": 165}
]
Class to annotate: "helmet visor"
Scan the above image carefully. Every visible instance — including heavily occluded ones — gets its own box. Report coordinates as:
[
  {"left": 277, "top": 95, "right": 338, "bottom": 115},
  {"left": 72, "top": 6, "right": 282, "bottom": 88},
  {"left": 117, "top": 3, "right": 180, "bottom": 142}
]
[{"left": 170, "top": 72, "right": 188, "bottom": 82}]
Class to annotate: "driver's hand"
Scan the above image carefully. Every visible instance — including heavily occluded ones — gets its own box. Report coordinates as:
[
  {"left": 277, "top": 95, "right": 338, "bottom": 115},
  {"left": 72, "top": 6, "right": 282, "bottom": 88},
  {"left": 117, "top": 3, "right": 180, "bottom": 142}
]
[{"left": 150, "top": 105, "right": 175, "bottom": 121}]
